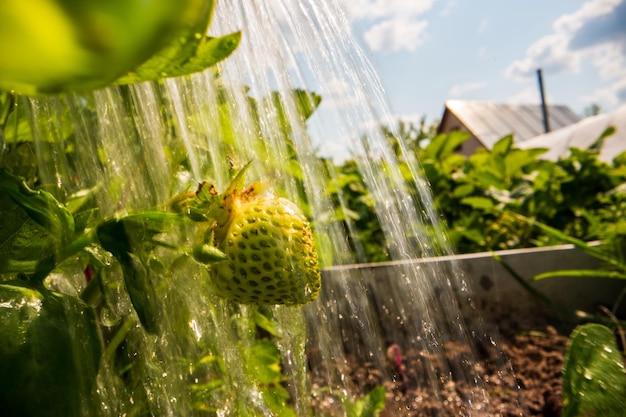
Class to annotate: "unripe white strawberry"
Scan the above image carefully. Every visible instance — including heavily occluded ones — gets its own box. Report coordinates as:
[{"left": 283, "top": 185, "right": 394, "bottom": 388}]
[
  {"left": 212, "top": 194, "right": 320, "bottom": 305},
  {"left": 182, "top": 162, "right": 321, "bottom": 306}
]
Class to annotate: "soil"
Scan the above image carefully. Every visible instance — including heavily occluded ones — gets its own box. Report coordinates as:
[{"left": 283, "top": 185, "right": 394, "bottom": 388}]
[{"left": 310, "top": 323, "right": 573, "bottom": 416}]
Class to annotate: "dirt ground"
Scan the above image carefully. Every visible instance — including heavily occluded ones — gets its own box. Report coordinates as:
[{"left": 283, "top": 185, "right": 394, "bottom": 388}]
[{"left": 311, "top": 323, "right": 571, "bottom": 416}]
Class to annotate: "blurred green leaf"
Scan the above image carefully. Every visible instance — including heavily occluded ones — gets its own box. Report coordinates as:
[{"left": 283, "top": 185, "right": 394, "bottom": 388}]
[
  {"left": 460, "top": 196, "right": 494, "bottom": 210},
  {"left": 562, "top": 323, "right": 626, "bottom": 417},
  {"left": 243, "top": 340, "right": 283, "bottom": 385},
  {"left": 0, "top": 169, "right": 74, "bottom": 253},
  {"left": 423, "top": 131, "right": 470, "bottom": 161},
  {"left": 115, "top": 32, "right": 241, "bottom": 84},
  {"left": 535, "top": 269, "right": 626, "bottom": 281},
  {"left": 491, "top": 134, "right": 513, "bottom": 156},
  {"left": 503, "top": 148, "right": 546, "bottom": 178},
  {"left": 344, "top": 386, "right": 386, "bottom": 417}
]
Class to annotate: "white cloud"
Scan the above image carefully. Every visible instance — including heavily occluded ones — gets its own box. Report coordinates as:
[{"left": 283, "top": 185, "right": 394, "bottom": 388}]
[
  {"left": 363, "top": 18, "right": 429, "bottom": 52},
  {"left": 369, "top": 0, "right": 435, "bottom": 19},
  {"left": 340, "top": 0, "right": 435, "bottom": 53},
  {"left": 477, "top": 18, "right": 488, "bottom": 34},
  {"left": 505, "top": 34, "right": 579, "bottom": 80},
  {"left": 591, "top": 42, "right": 626, "bottom": 80},
  {"left": 439, "top": 0, "right": 456, "bottom": 17},
  {"left": 507, "top": 86, "right": 542, "bottom": 104},
  {"left": 340, "top": 0, "right": 371, "bottom": 20},
  {"left": 580, "top": 75, "right": 626, "bottom": 106},
  {"left": 320, "top": 77, "right": 361, "bottom": 108},
  {"left": 505, "top": 0, "right": 626, "bottom": 107},
  {"left": 342, "top": 0, "right": 435, "bottom": 21},
  {"left": 448, "top": 81, "right": 487, "bottom": 97}
]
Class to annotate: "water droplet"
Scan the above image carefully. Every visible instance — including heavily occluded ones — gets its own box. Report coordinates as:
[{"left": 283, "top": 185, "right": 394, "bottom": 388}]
[
  {"left": 583, "top": 369, "right": 592, "bottom": 380},
  {"left": 603, "top": 345, "right": 613, "bottom": 354}
]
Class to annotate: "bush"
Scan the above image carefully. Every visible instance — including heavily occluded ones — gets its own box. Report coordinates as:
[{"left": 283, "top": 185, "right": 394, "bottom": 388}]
[{"left": 327, "top": 121, "right": 626, "bottom": 260}]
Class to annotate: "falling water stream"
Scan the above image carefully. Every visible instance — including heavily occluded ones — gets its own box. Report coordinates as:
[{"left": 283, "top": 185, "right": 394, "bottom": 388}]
[{"left": 16, "top": 1, "right": 520, "bottom": 416}]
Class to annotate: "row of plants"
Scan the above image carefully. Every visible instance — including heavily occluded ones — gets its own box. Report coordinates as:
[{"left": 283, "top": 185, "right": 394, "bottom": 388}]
[{"left": 326, "top": 120, "right": 626, "bottom": 260}]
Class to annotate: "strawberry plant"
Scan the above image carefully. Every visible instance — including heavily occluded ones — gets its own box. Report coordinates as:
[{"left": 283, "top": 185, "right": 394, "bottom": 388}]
[
  {"left": 0, "top": 151, "right": 321, "bottom": 414},
  {"left": 0, "top": 7, "right": 326, "bottom": 414}
]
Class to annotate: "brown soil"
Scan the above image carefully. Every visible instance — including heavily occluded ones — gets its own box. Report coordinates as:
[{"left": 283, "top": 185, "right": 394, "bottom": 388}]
[{"left": 311, "top": 324, "right": 571, "bottom": 416}]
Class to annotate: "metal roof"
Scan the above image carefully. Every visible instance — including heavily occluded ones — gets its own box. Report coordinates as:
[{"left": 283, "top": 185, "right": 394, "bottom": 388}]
[
  {"left": 518, "top": 104, "right": 626, "bottom": 163},
  {"left": 439, "top": 100, "right": 581, "bottom": 149}
]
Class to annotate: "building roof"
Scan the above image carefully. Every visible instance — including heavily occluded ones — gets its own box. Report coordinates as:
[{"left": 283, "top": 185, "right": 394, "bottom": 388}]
[
  {"left": 438, "top": 100, "right": 581, "bottom": 149},
  {"left": 517, "top": 104, "right": 626, "bottom": 163}
]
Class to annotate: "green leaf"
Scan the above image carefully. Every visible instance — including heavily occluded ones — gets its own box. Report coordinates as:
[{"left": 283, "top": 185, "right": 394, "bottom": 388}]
[
  {"left": 0, "top": 170, "right": 75, "bottom": 280},
  {"left": 460, "top": 228, "right": 485, "bottom": 244},
  {"left": 119, "top": 252, "right": 161, "bottom": 334},
  {"left": 460, "top": 196, "right": 494, "bottom": 210},
  {"left": 503, "top": 148, "right": 546, "bottom": 178},
  {"left": 96, "top": 211, "right": 187, "bottom": 333},
  {"left": 344, "top": 386, "right": 386, "bottom": 417},
  {"left": 491, "top": 134, "right": 513, "bottom": 156},
  {"left": 535, "top": 269, "right": 626, "bottom": 281},
  {"left": 266, "top": 89, "right": 322, "bottom": 136},
  {"left": 243, "top": 340, "right": 283, "bottom": 385},
  {"left": 115, "top": 32, "right": 241, "bottom": 85},
  {"left": 472, "top": 170, "right": 506, "bottom": 189},
  {"left": 589, "top": 126, "right": 616, "bottom": 152},
  {"left": 0, "top": 170, "right": 74, "bottom": 246},
  {"left": 0, "top": 195, "right": 55, "bottom": 274},
  {"left": 514, "top": 213, "right": 626, "bottom": 272},
  {"left": 562, "top": 323, "right": 626, "bottom": 417},
  {"left": 253, "top": 309, "right": 279, "bottom": 337},
  {"left": 293, "top": 89, "right": 322, "bottom": 121},
  {"left": 423, "top": 131, "right": 470, "bottom": 161},
  {"left": 1, "top": 143, "right": 37, "bottom": 180},
  {"left": 453, "top": 183, "right": 474, "bottom": 198},
  {"left": 192, "top": 243, "right": 228, "bottom": 264}
]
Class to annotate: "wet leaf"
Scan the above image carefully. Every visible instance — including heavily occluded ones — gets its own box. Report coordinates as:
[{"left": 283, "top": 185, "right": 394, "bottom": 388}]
[
  {"left": 344, "top": 386, "right": 386, "bottom": 417},
  {"left": 562, "top": 323, "right": 626, "bottom": 417},
  {"left": 115, "top": 32, "right": 241, "bottom": 85}
]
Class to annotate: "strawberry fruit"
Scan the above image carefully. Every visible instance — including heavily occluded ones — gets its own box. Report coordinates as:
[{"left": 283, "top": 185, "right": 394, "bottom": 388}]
[{"left": 186, "top": 164, "right": 321, "bottom": 306}]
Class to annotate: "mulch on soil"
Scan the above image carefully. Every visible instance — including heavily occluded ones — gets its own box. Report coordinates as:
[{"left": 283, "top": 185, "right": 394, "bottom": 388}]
[{"left": 311, "top": 325, "right": 571, "bottom": 416}]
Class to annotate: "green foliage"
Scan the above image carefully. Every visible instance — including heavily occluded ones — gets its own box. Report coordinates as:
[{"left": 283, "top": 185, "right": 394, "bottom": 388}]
[
  {"left": 324, "top": 159, "right": 388, "bottom": 262},
  {"left": 0, "top": 84, "right": 326, "bottom": 415},
  {"left": 562, "top": 323, "right": 626, "bottom": 417},
  {"left": 494, "top": 188, "right": 626, "bottom": 416},
  {"left": 114, "top": 32, "right": 241, "bottom": 85},
  {"left": 331, "top": 119, "right": 626, "bottom": 261},
  {"left": 343, "top": 386, "right": 386, "bottom": 417},
  {"left": 0, "top": 281, "right": 102, "bottom": 417},
  {"left": 0, "top": 0, "right": 239, "bottom": 94}
]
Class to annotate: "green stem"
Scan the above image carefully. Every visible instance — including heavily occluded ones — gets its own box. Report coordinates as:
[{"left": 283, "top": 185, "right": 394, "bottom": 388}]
[
  {"left": 494, "top": 253, "right": 626, "bottom": 329},
  {"left": 104, "top": 317, "right": 138, "bottom": 367}
]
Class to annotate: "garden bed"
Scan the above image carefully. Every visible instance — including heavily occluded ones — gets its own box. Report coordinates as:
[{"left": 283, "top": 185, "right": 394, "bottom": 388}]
[{"left": 311, "top": 244, "right": 626, "bottom": 416}]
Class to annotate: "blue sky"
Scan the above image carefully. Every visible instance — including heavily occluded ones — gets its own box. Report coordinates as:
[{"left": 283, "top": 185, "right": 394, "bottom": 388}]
[{"left": 338, "top": 0, "right": 626, "bottom": 124}]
